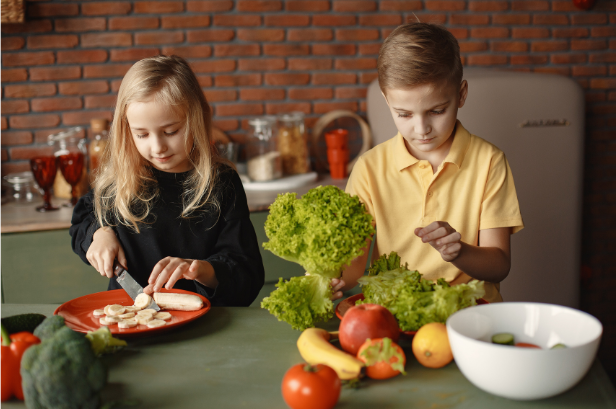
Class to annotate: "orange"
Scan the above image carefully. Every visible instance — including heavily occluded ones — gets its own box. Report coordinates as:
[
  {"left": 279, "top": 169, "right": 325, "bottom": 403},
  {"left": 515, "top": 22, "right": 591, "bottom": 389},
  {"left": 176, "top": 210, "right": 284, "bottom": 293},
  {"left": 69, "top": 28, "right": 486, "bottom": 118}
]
[{"left": 411, "top": 323, "right": 453, "bottom": 369}]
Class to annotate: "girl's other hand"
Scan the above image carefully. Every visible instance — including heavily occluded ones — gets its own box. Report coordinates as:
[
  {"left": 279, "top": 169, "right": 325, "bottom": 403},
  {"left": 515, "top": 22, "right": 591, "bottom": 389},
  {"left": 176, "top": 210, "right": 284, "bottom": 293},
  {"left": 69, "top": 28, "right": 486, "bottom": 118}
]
[
  {"left": 415, "top": 221, "right": 462, "bottom": 262},
  {"left": 86, "top": 226, "right": 127, "bottom": 278},
  {"left": 144, "top": 257, "right": 218, "bottom": 294},
  {"left": 330, "top": 278, "right": 345, "bottom": 301}
]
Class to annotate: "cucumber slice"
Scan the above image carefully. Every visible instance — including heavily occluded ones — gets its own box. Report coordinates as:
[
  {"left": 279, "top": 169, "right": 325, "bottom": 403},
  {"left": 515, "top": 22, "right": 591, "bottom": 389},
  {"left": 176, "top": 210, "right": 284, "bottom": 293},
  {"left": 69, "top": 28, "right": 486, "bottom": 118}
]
[
  {"left": 492, "top": 333, "right": 515, "bottom": 345},
  {"left": 551, "top": 343, "right": 567, "bottom": 349}
]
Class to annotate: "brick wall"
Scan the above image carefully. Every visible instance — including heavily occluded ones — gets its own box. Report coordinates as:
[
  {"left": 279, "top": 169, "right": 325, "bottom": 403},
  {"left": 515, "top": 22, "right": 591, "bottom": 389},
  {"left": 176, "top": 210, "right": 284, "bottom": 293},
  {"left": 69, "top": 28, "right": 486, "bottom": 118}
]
[{"left": 2, "top": 0, "right": 616, "bottom": 381}]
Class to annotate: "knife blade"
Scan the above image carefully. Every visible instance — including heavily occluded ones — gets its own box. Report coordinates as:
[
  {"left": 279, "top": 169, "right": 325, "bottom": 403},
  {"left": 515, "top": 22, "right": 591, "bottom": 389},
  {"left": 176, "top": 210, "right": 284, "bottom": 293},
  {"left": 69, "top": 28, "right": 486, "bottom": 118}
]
[{"left": 113, "top": 262, "right": 160, "bottom": 311}]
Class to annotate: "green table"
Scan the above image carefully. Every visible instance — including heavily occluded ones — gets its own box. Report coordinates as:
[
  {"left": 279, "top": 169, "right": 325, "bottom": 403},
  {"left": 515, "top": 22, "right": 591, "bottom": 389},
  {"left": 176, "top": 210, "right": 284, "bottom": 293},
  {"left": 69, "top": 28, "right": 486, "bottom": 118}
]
[{"left": 3, "top": 304, "right": 616, "bottom": 409}]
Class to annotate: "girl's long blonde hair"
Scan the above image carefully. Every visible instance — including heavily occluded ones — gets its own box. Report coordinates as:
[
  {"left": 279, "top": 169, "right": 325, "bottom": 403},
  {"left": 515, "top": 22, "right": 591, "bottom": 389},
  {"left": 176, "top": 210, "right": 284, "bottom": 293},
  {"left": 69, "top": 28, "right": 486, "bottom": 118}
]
[{"left": 94, "top": 55, "right": 223, "bottom": 232}]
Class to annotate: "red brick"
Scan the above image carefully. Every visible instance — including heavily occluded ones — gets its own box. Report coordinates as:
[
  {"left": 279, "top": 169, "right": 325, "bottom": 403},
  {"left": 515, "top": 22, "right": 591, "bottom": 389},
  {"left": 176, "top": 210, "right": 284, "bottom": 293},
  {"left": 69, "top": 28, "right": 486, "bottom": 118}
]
[
  {"left": 1, "top": 118, "right": 6, "bottom": 130},
  {"left": 333, "top": 0, "right": 376, "bottom": 12},
  {"left": 312, "top": 73, "right": 356, "bottom": 85},
  {"left": 1, "top": 162, "right": 32, "bottom": 175},
  {"left": 190, "top": 60, "right": 236, "bottom": 73},
  {"left": 512, "top": 28, "right": 550, "bottom": 39},
  {"left": 1, "top": 20, "right": 52, "bottom": 34},
  {"left": 1, "top": 100, "right": 29, "bottom": 115},
  {"left": 57, "top": 50, "right": 108, "bottom": 64},
  {"left": 238, "top": 29, "right": 285, "bottom": 42},
  {"left": 55, "top": 18, "right": 107, "bottom": 32},
  {"left": 264, "top": 15, "right": 310, "bottom": 26},
  {"left": 111, "top": 79, "right": 124, "bottom": 92},
  {"left": 59, "top": 81, "right": 109, "bottom": 95},
  {"left": 31, "top": 97, "right": 82, "bottom": 112},
  {"left": 263, "top": 44, "right": 310, "bottom": 56},
  {"left": 1, "top": 37, "right": 24, "bottom": 50},
  {"left": 358, "top": 43, "right": 382, "bottom": 55},
  {"left": 240, "top": 88, "right": 285, "bottom": 101},
  {"left": 554, "top": 28, "right": 589, "bottom": 38},
  {"left": 336, "top": 29, "right": 379, "bottom": 42},
  {"left": 82, "top": 2, "right": 131, "bottom": 15},
  {"left": 187, "top": 30, "right": 235, "bottom": 43},
  {"left": 134, "top": 1, "right": 183, "bottom": 13},
  {"left": 10, "top": 146, "right": 55, "bottom": 160},
  {"left": 288, "top": 58, "right": 332, "bottom": 70},
  {"left": 286, "top": 1, "right": 330, "bottom": 11},
  {"left": 109, "top": 17, "right": 159, "bottom": 30},
  {"left": 83, "top": 64, "right": 131, "bottom": 78},
  {"left": 595, "top": 1, "right": 616, "bottom": 10},
  {"left": 591, "top": 79, "right": 616, "bottom": 89},
  {"left": 28, "top": 3, "right": 78, "bottom": 17},
  {"left": 533, "top": 14, "right": 569, "bottom": 25},
  {"left": 237, "top": 1, "right": 282, "bottom": 11},
  {"left": 9, "top": 114, "right": 60, "bottom": 129},
  {"left": 467, "top": 54, "right": 509, "bottom": 65},
  {"left": 511, "top": 55, "right": 549, "bottom": 65},
  {"left": 264, "top": 73, "right": 310, "bottom": 86},
  {"left": 265, "top": 102, "right": 311, "bottom": 115},
  {"left": 27, "top": 35, "right": 78, "bottom": 49},
  {"left": 589, "top": 53, "right": 616, "bottom": 63},
  {"left": 511, "top": 1, "right": 549, "bottom": 11},
  {"left": 450, "top": 14, "right": 490, "bottom": 25},
  {"left": 162, "top": 15, "right": 211, "bottom": 29},
  {"left": 1, "top": 149, "right": 7, "bottom": 161},
  {"left": 460, "top": 41, "right": 489, "bottom": 52},
  {"left": 2, "top": 52, "right": 54, "bottom": 67},
  {"left": 1, "top": 131, "right": 33, "bottom": 146},
  {"left": 314, "top": 101, "right": 358, "bottom": 114},
  {"left": 161, "top": 45, "right": 212, "bottom": 59},
  {"left": 312, "top": 44, "right": 356, "bottom": 56},
  {"left": 214, "top": 44, "right": 260, "bottom": 57},
  {"left": 287, "top": 29, "right": 332, "bottom": 42},
  {"left": 289, "top": 87, "right": 333, "bottom": 100},
  {"left": 238, "top": 58, "right": 286, "bottom": 71},
  {"left": 531, "top": 41, "right": 569, "bottom": 52},
  {"left": 592, "top": 27, "right": 616, "bottom": 38},
  {"left": 552, "top": 1, "right": 577, "bottom": 11},
  {"left": 551, "top": 54, "right": 588, "bottom": 64},
  {"left": 82, "top": 33, "right": 132, "bottom": 48},
  {"left": 491, "top": 41, "right": 528, "bottom": 52},
  {"left": 203, "top": 90, "right": 237, "bottom": 103},
  {"left": 572, "top": 40, "right": 608, "bottom": 51},
  {"left": 135, "top": 31, "right": 183, "bottom": 45},
  {"left": 110, "top": 48, "right": 160, "bottom": 62},
  {"left": 611, "top": 66, "right": 616, "bottom": 76},
  {"left": 1, "top": 69, "right": 28, "bottom": 83},
  {"left": 212, "top": 119, "right": 239, "bottom": 132},
  {"left": 4, "top": 84, "right": 56, "bottom": 98},
  {"left": 30, "top": 66, "right": 81, "bottom": 82},
  {"left": 213, "top": 15, "right": 261, "bottom": 26},
  {"left": 335, "top": 87, "right": 367, "bottom": 99},
  {"left": 571, "top": 13, "right": 607, "bottom": 25},
  {"left": 469, "top": 1, "right": 508, "bottom": 11},
  {"left": 380, "top": 1, "right": 422, "bottom": 11},
  {"left": 214, "top": 74, "right": 262, "bottom": 87},
  {"left": 470, "top": 27, "right": 509, "bottom": 39},
  {"left": 84, "top": 95, "right": 118, "bottom": 109},
  {"left": 448, "top": 28, "right": 469, "bottom": 40},
  {"left": 63, "top": 111, "right": 113, "bottom": 126},
  {"left": 572, "top": 66, "right": 608, "bottom": 77},
  {"left": 412, "top": 14, "right": 448, "bottom": 24},
  {"left": 492, "top": 14, "right": 531, "bottom": 25},
  {"left": 425, "top": 1, "right": 466, "bottom": 11},
  {"left": 335, "top": 58, "right": 377, "bottom": 70},
  {"left": 312, "top": 15, "right": 356, "bottom": 26},
  {"left": 359, "top": 14, "right": 402, "bottom": 26},
  {"left": 216, "top": 103, "right": 263, "bottom": 117}
]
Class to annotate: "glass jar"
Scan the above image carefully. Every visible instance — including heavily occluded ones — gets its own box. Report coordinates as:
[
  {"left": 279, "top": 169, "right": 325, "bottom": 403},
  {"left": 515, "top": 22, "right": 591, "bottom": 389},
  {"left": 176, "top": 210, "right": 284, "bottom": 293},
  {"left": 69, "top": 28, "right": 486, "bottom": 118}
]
[
  {"left": 277, "top": 112, "right": 310, "bottom": 175},
  {"left": 2, "top": 171, "right": 41, "bottom": 204},
  {"left": 89, "top": 118, "right": 109, "bottom": 182},
  {"left": 245, "top": 116, "right": 282, "bottom": 182}
]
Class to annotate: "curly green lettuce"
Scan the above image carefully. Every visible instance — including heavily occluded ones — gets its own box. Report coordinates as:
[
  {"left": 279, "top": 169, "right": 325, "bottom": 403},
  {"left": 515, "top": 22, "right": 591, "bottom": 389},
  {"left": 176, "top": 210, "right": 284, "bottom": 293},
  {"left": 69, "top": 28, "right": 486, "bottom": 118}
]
[{"left": 261, "top": 185, "right": 374, "bottom": 330}]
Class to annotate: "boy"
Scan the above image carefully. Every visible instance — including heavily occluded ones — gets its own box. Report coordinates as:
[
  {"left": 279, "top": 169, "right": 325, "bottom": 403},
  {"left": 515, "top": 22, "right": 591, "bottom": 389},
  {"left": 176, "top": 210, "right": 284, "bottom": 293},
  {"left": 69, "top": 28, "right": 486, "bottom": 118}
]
[{"left": 333, "top": 23, "right": 524, "bottom": 303}]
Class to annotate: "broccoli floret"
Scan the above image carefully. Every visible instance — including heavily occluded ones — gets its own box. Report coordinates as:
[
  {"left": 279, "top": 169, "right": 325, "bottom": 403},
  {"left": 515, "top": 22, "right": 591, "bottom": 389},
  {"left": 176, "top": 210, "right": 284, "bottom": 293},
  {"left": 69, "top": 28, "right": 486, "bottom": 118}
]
[
  {"left": 33, "top": 315, "right": 66, "bottom": 341},
  {"left": 21, "top": 325, "right": 107, "bottom": 409}
]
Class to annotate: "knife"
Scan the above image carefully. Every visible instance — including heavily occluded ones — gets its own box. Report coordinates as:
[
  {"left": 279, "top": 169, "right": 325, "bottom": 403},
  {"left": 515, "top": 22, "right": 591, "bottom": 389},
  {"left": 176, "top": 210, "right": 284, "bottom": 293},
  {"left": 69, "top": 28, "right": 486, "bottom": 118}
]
[{"left": 113, "top": 261, "right": 160, "bottom": 311}]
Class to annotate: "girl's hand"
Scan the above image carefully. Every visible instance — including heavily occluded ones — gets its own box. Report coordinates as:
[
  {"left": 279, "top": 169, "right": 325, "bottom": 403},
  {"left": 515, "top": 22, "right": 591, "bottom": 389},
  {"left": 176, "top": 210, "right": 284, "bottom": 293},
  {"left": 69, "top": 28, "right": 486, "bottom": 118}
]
[
  {"left": 86, "top": 227, "right": 127, "bottom": 278},
  {"left": 415, "top": 221, "right": 462, "bottom": 262},
  {"left": 330, "top": 278, "right": 345, "bottom": 301},
  {"left": 144, "top": 257, "right": 218, "bottom": 294}
]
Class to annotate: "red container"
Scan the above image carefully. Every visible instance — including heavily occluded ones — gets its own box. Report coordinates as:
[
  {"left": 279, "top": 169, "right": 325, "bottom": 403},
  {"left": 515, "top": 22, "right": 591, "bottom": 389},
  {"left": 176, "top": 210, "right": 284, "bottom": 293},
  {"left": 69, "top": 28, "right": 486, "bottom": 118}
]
[
  {"left": 327, "top": 148, "right": 349, "bottom": 164},
  {"left": 330, "top": 163, "right": 346, "bottom": 179},
  {"left": 325, "top": 129, "right": 349, "bottom": 150}
]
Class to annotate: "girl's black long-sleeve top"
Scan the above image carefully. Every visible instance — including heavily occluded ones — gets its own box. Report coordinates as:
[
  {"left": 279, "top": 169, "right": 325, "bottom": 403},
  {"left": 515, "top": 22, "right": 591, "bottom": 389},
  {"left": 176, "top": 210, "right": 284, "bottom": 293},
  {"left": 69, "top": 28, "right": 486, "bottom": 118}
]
[{"left": 69, "top": 165, "right": 265, "bottom": 307}]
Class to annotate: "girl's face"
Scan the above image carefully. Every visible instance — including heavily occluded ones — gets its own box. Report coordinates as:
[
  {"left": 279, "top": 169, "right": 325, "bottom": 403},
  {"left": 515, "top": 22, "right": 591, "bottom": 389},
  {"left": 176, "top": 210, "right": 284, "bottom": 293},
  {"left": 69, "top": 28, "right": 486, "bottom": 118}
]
[
  {"left": 126, "top": 97, "right": 193, "bottom": 173},
  {"left": 384, "top": 80, "right": 467, "bottom": 165}
]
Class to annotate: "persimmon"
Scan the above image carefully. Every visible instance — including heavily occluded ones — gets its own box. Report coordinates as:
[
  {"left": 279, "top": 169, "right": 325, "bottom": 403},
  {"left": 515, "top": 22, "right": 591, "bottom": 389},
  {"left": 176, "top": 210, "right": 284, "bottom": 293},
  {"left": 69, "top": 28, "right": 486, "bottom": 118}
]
[
  {"left": 357, "top": 337, "right": 406, "bottom": 380},
  {"left": 411, "top": 322, "right": 453, "bottom": 369}
]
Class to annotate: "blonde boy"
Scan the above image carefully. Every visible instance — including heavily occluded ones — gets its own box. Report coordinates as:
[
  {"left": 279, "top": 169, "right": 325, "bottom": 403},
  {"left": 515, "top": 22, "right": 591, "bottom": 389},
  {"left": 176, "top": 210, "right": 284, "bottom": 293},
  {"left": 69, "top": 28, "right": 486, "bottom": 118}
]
[{"left": 334, "top": 23, "right": 524, "bottom": 303}]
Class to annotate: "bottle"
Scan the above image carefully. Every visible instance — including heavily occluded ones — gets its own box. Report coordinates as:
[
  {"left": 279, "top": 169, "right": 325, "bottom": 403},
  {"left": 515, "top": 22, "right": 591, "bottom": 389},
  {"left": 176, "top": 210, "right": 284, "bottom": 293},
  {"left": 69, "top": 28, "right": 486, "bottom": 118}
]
[
  {"left": 245, "top": 116, "right": 282, "bottom": 182},
  {"left": 89, "top": 118, "right": 109, "bottom": 183},
  {"left": 277, "top": 112, "right": 310, "bottom": 175}
]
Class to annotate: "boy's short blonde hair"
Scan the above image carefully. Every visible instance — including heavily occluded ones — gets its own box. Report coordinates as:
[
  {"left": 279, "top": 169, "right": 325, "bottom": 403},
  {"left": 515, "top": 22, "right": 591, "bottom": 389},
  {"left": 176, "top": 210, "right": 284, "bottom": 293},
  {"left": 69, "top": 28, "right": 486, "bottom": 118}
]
[{"left": 378, "top": 22, "right": 463, "bottom": 94}]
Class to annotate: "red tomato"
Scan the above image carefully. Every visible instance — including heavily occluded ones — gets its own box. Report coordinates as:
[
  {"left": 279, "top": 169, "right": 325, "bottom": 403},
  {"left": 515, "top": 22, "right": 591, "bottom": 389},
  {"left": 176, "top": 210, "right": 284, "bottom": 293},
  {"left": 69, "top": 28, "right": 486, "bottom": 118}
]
[
  {"left": 281, "top": 363, "right": 341, "bottom": 409},
  {"left": 515, "top": 342, "right": 541, "bottom": 349},
  {"left": 357, "top": 338, "right": 406, "bottom": 380}
]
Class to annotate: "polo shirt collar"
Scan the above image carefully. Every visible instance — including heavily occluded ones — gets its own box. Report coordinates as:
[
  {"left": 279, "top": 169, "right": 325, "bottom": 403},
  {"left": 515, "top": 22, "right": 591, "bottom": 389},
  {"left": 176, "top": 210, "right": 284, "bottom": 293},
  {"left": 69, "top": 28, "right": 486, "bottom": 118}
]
[{"left": 392, "top": 120, "right": 471, "bottom": 171}]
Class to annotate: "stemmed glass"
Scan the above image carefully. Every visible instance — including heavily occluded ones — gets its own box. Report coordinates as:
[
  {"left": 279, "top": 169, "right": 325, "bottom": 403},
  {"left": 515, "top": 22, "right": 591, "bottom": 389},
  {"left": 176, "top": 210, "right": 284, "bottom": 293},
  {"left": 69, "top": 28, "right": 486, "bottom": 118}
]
[
  {"left": 29, "top": 156, "right": 59, "bottom": 212},
  {"left": 57, "top": 150, "right": 85, "bottom": 207}
]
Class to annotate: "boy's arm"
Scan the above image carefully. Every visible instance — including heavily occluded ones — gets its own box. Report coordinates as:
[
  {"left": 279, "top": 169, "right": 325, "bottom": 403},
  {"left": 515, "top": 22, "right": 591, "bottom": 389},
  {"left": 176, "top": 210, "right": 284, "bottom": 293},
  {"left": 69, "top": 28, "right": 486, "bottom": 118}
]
[{"left": 338, "top": 238, "right": 372, "bottom": 293}]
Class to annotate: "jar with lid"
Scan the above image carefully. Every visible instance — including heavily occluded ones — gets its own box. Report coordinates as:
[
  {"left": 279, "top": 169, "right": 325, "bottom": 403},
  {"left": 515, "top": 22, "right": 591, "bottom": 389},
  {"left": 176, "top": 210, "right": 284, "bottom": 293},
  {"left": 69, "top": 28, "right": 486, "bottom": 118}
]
[
  {"left": 89, "top": 118, "right": 109, "bottom": 182},
  {"left": 2, "top": 171, "right": 41, "bottom": 205},
  {"left": 49, "top": 127, "right": 88, "bottom": 206},
  {"left": 245, "top": 116, "right": 282, "bottom": 182},
  {"left": 277, "top": 112, "right": 310, "bottom": 175}
]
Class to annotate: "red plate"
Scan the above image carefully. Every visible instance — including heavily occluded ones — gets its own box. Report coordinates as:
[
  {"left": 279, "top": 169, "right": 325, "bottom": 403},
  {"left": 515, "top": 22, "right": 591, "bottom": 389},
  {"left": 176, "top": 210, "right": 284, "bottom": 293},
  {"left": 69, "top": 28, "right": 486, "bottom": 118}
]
[
  {"left": 54, "top": 288, "right": 211, "bottom": 338},
  {"left": 335, "top": 293, "right": 488, "bottom": 336}
]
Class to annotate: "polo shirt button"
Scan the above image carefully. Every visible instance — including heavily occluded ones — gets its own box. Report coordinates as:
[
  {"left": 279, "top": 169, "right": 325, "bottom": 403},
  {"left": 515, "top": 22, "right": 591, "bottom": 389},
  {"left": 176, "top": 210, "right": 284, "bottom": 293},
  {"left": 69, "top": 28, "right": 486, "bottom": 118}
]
[{"left": 428, "top": 191, "right": 433, "bottom": 196}]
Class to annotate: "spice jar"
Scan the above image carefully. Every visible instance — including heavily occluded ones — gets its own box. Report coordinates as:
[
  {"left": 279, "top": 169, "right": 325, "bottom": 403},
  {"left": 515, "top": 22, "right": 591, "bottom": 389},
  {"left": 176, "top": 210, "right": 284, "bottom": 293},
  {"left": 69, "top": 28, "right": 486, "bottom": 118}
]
[
  {"left": 89, "top": 118, "right": 109, "bottom": 182},
  {"left": 245, "top": 116, "right": 282, "bottom": 182},
  {"left": 277, "top": 112, "right": 310, "bottom": 175}
]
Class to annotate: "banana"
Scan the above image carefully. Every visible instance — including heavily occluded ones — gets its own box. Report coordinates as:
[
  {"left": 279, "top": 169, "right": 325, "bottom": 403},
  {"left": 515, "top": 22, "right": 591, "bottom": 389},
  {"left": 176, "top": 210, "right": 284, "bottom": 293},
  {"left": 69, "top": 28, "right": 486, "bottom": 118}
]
[
  {"left": 297, "top": 328, "right": 364, "bottom": 380},
  {"left": 118, "top": 318, "right": 138, "bottom": 329},
  {"left": 154, "top": 312, "right": 172, "bottom": 321},
  {"left": 134, "top": 293, "right": 152, "bottom": 310},
  {"left": 146, "top": 319, "right": 166, "bottom": 328},
  {"left": 153, "top": 292, "right": 203, "bottom": 311}
]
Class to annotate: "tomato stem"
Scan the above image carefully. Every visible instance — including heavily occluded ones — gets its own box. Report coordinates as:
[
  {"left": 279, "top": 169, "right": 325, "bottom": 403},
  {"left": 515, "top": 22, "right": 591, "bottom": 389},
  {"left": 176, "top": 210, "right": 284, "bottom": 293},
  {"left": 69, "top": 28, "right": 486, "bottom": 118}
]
[{"left": 303, "top": 364, "right": 318, "bottom": 373}]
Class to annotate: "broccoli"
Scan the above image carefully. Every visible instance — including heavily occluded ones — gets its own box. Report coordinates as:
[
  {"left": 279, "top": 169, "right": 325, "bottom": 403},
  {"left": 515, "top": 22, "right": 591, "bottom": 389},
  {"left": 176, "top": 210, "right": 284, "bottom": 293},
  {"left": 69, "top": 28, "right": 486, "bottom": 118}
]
[
  {"left": 33, "top": 314, "right": 66, "bottom": 341},
  {"left": 21, "top": 320, "right": 107, "bottom": 409},
  {"left": 261, "top": 185, "right": 374, "bottom": 330}
]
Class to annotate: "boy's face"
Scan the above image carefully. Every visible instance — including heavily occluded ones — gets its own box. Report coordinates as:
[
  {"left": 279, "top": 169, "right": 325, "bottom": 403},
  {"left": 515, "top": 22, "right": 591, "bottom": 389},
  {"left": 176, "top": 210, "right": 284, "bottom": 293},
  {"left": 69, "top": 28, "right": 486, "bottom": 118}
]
[{"left": 383, "top": 80, "right": 468, "bottom": 163}]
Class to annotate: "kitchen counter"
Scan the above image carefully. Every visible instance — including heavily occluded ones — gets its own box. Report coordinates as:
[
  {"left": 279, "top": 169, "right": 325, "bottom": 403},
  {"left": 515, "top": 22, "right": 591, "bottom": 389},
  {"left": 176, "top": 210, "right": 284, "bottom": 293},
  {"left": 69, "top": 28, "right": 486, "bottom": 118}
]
[
  {"left": 3, "top": 304, "right": 616, "bottom": 409},
  {"left": 0, "top": 174, "right": 347, "bottom": 233}
]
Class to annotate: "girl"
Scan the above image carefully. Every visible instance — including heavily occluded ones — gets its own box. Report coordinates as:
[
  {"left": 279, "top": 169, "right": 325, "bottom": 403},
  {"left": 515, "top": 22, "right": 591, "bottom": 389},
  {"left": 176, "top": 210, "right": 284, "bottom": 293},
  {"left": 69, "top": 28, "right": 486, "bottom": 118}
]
[{"left": 70, "top": 55, "right": 265, "bottom": 307}]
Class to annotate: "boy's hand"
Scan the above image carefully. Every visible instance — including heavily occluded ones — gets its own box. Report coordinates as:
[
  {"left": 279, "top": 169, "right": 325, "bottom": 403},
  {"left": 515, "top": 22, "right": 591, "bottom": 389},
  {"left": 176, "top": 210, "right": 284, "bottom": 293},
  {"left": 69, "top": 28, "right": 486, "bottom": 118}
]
[
  {"left": 87, "top": 226, "right": 127, "bottom": 278},
  {"left": 415, "top": 221, "right": 462, "bottom": 262},
  {"left": 331, "top": 278, "right": 345, "bottom": 301}
]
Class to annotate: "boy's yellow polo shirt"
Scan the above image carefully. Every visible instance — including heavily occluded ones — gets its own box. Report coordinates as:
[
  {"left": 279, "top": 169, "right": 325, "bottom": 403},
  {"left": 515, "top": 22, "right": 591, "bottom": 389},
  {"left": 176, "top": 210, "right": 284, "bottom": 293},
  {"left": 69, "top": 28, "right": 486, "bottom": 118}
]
[{"left": 346, "top": 121, "right": 524, "bottom": 303}]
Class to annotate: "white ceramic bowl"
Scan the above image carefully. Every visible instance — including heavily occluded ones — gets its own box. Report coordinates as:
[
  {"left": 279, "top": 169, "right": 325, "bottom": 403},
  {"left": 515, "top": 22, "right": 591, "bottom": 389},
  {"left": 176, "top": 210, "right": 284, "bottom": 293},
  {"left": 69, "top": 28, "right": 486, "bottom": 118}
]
[{"left": 446, "top": 302, "right": 602, "bottom": 400}]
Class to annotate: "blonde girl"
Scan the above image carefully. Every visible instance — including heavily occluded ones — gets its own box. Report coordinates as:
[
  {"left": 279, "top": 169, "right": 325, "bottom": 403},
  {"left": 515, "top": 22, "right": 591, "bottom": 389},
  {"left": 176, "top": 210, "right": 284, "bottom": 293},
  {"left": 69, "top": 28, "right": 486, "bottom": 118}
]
[{"left": 70, "top": 55, "right": 265, "bottom": 306}]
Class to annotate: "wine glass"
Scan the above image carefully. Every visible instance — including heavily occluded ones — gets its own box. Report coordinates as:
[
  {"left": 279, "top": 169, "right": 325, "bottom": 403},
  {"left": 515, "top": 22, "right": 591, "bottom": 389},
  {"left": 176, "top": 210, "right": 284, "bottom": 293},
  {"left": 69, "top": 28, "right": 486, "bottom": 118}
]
[
  {"left": 57, "top": 150, "right": 85, "bottom": 206},
  {"left": 29, "top": 156, "right": 59, "bottom": 212}
]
